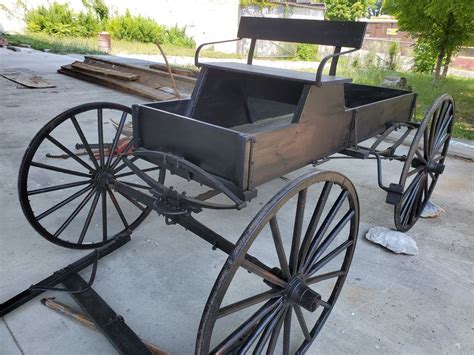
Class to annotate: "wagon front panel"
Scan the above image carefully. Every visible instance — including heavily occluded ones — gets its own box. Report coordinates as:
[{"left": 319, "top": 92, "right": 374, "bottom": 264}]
[{"left": 132, "top": 101, "right": 252, "bottom": 193}]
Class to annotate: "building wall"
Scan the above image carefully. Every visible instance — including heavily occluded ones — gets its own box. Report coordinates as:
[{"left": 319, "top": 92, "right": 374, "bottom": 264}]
[{"left": 0, "top": 0, "right": 240, "bottom": 51}]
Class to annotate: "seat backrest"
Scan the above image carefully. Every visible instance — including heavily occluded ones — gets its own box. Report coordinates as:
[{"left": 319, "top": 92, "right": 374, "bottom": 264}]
[{"left": 237, "top": 16, "right": 367, "bottom": 49}]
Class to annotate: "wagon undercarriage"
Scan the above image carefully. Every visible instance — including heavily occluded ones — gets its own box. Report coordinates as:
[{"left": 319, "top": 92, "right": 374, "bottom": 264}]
[{"left": 1, "top": 16, "right": 455, "bottom": 355}]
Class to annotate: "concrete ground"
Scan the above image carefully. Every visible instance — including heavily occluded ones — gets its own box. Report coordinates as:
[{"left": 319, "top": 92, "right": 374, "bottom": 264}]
[{"left": 0, "top": 48, "right": 473, "bottom": 355}]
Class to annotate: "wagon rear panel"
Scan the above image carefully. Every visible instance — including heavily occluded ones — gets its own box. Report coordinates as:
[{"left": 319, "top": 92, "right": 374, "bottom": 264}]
[{"left": 344, "top": 83, "right": 416, "bottom": 143}]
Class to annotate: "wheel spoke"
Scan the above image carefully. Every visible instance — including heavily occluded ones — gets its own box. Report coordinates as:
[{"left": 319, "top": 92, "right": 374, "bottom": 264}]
[
  {"left": 30, "top": 161, "right": 91, "bottom": 178},
  {"left": 267, "top": 306, "right": 289, "bottom": 355},
  {"left": 303, "top": 210, "right": 354, "bottom": 274},
  {"left": 241, "top": 259, "right": 286, "bottom": 288},
  {"left": 238, "top": 301, "right": 285, "bottom": 354},
  {"left": 414, "top": 149, "right": 427, "bottom": 165},
  {"left": 36, "top": 184, "right": 93, "bottom": 221},
  {"left": 269, "top": 216, "right": 291, "bottom": 279},
  {"left": 107, "top": 189, "right": 130, "bottom": 230},
  {"left": 305, "top": 270, "right": 346, "bottom": 285},
  {"left": 110, "top": 139, "right": 135, "bottom": 171},
  {"left": 293, "top": 305, "right": 311, "bottom": 341},
  {"left": 299, "top": 181, "right": 333, "bottom": 270},
  {"left": 46, "top": 135, "right": 95, "bottom": 172},
  {"left": 406, "top": 165, "right": 424, "bottom": 178},
  {"left": 212, "top": 299, "right": 281, "bottom": 354},
  {"left": 28, "top": 180, "right": 91, "bottom": 196},
  {"left": 432, "top": 133, "right": 450, "bottom": 156},
  {"left": 97, "top": 108, "right": 105, "bottom": 167},
  {"left": 119, "top": 181, "right": 152, "bottom": 190},
  {"left": 77, "top": 190, "right": 101, "bottom": 244},
  {"left": 307, "top": 239, "right": 354, "bottom": 277},
  {"left": 101, "top": 190, "right": 107, "bottom": 241},
  {"left": 283, "top": 306, "right": 292, "bottom": 355},
  {"left": 301, "top": 190, "right": 348, "bottom": 272},
  {"left": 115, "top": 189, "right": 147, "bottom": 211},
  {"left": 114, "top": 166, "right": 161, "bottom": 179},
  {"left": 434, "top": 103, "right": 451, "bottom": 140},
  {"left": 106, "top": 111, "right": 128, "bottom": 168},
  {"left": 401, "top": 174, "right": 424, "bottom": 225},
  {"left": 254, "top": 307, "right": 286, "bottom": 354},
  {"left": 54, "top": 187, "right": 96, "bottom": 237},
  {"left": 113, "top": 154, "right": 139, "bottom": 174},
  {"left": 71, "top": 115, "right": 100, "bottom": 170},
  {"left": 289, "top": 189, "right": 307, "bottom": 275},
  {"left": 423, "top": 124, "right": 429, "bottom": 161},
  {"left": 217, "top": 290, "right": 284, "bottom": 319},
  {"left": 266, "top": 307, "right": 286, "bottom": 355}
]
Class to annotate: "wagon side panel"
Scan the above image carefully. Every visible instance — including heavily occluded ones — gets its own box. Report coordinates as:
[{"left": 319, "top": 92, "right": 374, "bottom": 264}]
[
  {"left": 249, "top": 85, "right": 352, "bottom": 187},
  {"left": 349, "top": 92, "right": 416, "bottom": 143}
]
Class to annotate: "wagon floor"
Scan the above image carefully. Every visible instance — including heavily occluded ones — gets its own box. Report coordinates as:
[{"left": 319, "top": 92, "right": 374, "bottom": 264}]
[{"left": 231, "top": 113, "right": 293, "bottom": 134}]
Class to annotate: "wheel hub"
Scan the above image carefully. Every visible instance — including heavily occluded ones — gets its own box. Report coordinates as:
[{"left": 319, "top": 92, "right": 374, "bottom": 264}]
[
  {"left": 411, "top": 158, "right": 445, "bottom": 175},
  {"left": 285, "top": 277, "right": 321, "bottom": 312},
  {"left": 93, "top": 168, "right": 114, "bottom": 190}
]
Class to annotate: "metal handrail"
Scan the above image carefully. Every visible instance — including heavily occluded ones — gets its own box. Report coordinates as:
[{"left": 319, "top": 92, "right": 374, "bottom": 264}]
[
  {"left": 194, "top": 38, "right": 242, "bottom": 67},
  {"left": 315, "top": 48, "right": 359, "bottom": 86}
]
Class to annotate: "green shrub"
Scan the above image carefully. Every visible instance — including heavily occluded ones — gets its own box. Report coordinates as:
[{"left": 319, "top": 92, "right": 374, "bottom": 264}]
[
  {"left": 413, "top": 39, "right": 436, "bottom": 74},
  {"left": 161, "top": 25, "right": 195, "bottom": 48},
  {"left": 26, "top": 2, "right": 100, "bottom": 37},
  {"left": 387, "top": 41, "right": 400, "bottom": 71},
  {"left": 296, "top": 43, "right": 319, "bottom": 61},
  {"left": 24, "top": 2, "right": 195, "bottom": 47},
  {"left": 106, "top": 10, "right": 164, "bottom": 43}
]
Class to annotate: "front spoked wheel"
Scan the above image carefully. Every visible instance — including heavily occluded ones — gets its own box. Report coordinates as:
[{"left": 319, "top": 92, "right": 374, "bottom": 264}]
[
  {"left": 18, "top": 102, "right": 164, "bottom": 249},
  {"left": 197, "top": 171, "right": 359, "bottom": 354}
]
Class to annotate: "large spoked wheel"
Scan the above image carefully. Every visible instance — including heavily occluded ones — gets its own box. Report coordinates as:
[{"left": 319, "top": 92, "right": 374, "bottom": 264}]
[
  {"left": 197, "top": 171, "right": 359, "bottom": 354},
  {"left": 19, "top": 102, "right": 163, "bottom": 249},
  {"left": 394, "top": 94, "right": 455, "bottom": 232}
]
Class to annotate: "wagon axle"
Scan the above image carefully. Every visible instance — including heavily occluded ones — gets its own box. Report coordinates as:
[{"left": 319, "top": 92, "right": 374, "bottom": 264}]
[
  {"left": 411, "top": 157, "right": 445, "bottom": 175},
  {"left": 286, "top": 277, "right": 322, "bottom": 313}
]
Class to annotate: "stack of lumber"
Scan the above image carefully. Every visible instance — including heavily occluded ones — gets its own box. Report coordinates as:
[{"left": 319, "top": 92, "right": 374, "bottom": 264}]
[{"left": 58, "top": 56, "right": 196, "bottom": 101}]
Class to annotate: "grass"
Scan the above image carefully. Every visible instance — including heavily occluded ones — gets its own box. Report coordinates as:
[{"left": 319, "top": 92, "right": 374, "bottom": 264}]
[
  {"left": 337, "top": 65, "right": 474, "bottom": 140},
  {"left": 5, "top": 32, "right": 473, "bottom": 140},
  {"left": 5, "top": 32, "right": 243, "bottom": 58}
]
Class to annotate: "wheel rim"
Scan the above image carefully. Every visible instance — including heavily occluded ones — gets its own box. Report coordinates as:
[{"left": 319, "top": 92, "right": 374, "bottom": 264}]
[
  {"left": 197, "top": 171, "right": 359, "bottom": 354},
  {"left": 395, "top": 94, "right": 454, "bottom": 232},
  {"left": 18, "top": 102, "right": 163, "bottom": 249}
]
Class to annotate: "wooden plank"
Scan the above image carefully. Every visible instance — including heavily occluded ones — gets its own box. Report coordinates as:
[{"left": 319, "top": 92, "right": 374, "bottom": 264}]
[
  {"left": 59, "top": 65, "right": 175, "bottom": 101},
  {"left": 250, "top": 85, "right": 352, "bottom": 187},
  {"left": 71, "top": 61, "right": 139, "bottom": 81},
  {"left": 149, "top": 63, "right": 198, "bottom": 78},
  {"left": 85, "top": 56, "right": 197, "bottom": 85},
  {"left": 1, "top": 70, "right": 55, "bottom": 88}
]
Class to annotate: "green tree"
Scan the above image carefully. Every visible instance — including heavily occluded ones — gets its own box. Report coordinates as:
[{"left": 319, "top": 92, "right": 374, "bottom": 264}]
[
  {"left": 323, "top": 0, "right": 375, "bottom": 21},
  {"left": 386, "top": 0, "right": 474, "bottom": 81}
]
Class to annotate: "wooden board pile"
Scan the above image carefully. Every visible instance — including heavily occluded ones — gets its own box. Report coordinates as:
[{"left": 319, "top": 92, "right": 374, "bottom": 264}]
[{"left": 59, "top": 56, "right": 196, "bottom": 101}]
